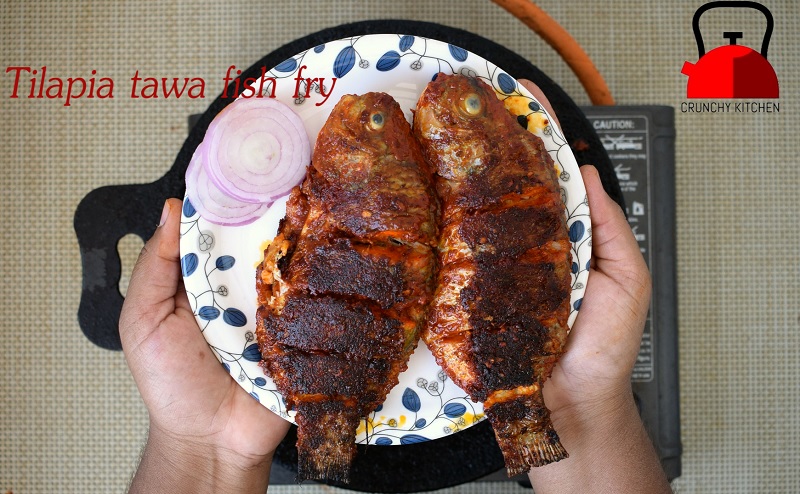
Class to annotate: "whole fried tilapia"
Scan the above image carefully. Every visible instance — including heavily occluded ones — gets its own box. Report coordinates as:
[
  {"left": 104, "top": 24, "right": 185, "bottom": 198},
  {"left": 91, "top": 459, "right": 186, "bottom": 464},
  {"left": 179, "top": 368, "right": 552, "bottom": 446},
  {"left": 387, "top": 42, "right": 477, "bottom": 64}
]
[
  {"left": 256, "top": 93, "right": 438, "bottom": 482},
  {"left": 413, "top": 73, "right": 572, "bottom": 475}
]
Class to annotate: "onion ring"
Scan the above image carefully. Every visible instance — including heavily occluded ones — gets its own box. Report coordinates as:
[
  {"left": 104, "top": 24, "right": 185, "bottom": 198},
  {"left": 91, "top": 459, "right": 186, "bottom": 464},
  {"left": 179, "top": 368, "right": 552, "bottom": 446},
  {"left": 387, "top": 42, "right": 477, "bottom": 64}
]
[
  {"left": 185, "top": 144, "right": 271, "bottom": 226},
  {"left": 184, "top": 97, "right": 311, "bottom": 226},
  {"left": 203, "top": 98, "right": 310, "bottom": 204}
]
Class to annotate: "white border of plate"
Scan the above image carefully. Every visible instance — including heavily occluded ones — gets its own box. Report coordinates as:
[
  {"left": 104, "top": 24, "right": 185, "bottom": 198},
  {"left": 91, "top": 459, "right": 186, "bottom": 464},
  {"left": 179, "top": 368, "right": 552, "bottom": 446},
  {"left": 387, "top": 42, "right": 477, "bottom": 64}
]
[{"left": 179, "top": 33, "right": 591, "bottom": 446}]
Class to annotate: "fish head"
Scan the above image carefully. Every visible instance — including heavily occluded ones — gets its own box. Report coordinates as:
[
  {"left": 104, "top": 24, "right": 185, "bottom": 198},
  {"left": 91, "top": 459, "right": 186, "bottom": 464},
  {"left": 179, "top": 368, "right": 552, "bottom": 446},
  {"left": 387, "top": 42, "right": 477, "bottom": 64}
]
[
  {"left": 412, "top": 73, "right": 495, "bottom": 181},
  {"left": 314, "top": 92, "right": 414, "bottom": 184},
  {"left": 336, "top": 92, "right": 398, "bottom": 141},
  {"left": 414, "top": 73, "right": 493, "bottom": 128}
]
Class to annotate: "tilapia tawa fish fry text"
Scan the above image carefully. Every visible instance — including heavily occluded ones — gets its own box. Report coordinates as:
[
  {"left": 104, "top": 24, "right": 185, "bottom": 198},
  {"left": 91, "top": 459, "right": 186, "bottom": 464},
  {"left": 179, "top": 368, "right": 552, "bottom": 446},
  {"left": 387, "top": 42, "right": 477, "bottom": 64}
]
[
  {"left": 413, "top": 73, "right": 572, "bottom": 475},
  {"left": 256, "top": 92, "right": 438, "bottom": 482}
]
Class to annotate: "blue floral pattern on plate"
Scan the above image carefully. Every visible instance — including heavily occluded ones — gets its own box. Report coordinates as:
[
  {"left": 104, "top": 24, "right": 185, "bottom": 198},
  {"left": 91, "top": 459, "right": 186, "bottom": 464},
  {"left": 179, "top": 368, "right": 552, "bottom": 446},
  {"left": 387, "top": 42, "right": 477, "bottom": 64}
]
[{"left": 180, "top": 34, "right": 590, "bottom": 445}]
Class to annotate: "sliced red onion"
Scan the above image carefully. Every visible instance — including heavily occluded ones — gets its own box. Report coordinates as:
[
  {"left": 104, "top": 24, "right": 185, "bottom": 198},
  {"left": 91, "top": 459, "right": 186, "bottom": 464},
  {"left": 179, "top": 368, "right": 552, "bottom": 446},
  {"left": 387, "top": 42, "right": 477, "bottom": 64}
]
[
  {"left": 184, "top": 97, "right": 310, "bottom": 226},
  {"left": 185, "top": 144, "right": 271, "bottom": 226},
  {"left": 203, "top": 98, "right": 310, "bottom": 204}
]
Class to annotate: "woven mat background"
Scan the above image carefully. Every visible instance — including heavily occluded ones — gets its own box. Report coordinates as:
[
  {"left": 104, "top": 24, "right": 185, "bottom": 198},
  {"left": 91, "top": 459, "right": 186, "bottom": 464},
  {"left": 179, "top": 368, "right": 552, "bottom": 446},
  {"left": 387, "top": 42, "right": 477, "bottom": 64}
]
[{"left": 1, "top": 1, "right": 798, "bottom": 492}]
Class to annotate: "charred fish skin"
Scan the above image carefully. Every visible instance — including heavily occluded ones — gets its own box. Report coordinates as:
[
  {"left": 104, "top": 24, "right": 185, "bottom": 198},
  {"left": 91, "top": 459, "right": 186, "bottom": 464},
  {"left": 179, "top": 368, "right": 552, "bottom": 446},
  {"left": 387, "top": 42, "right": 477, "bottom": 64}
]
[
  {"left": 256, "top": 92, "right": 438, "bottom": 483},
  {"left": 413, "top": 73, "right": 571, "bottom": 475}
]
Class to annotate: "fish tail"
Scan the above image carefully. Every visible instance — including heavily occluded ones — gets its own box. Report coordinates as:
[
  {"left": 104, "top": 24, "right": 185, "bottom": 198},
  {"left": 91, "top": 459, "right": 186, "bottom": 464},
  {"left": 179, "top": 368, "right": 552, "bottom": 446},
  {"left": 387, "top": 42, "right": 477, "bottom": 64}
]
[
  {"left": 294, "top": 401, "right": 359, "bottom": 483},
  {"left": 484, "top": 386, "right": 568, "bottom": 476}
]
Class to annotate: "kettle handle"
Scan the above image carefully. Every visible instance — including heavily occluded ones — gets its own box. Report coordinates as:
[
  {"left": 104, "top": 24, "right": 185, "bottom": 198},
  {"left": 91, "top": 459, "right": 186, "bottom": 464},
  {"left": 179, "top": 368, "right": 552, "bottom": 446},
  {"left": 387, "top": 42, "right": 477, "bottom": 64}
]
[{"left": 692, "top": 1, "right": 773, "bottom": 59}]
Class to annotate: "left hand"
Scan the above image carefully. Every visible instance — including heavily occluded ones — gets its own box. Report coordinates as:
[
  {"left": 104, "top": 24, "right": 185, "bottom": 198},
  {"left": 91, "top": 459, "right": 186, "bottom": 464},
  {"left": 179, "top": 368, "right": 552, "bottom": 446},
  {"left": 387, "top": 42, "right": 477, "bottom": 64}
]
[{"left": 120, "top": 198, "right": 290, "bottom": 489}]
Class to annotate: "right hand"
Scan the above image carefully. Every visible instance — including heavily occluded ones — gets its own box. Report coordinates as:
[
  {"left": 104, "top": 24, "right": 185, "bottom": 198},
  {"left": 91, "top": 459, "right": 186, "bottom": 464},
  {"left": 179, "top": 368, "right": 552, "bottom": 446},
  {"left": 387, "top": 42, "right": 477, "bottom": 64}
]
[
  {"left": 518, "top": 80, "right": 669, "bottom": 494},
  {"left": 518, "top": 79, "right": 652, "bottom": 421},
  {"left": 542, "top": 164, "right": 651, "bottom": 421}
]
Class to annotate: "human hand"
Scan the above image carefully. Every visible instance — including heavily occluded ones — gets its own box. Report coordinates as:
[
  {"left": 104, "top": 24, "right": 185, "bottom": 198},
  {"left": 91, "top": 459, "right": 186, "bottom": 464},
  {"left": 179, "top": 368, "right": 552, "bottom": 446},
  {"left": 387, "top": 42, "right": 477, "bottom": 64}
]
[
  {"left": 120, "top": 198, "right": 291, "bottom": 492},
  {"left": 518, "top": 80, "right": 667, "bottom": 492},
  {"left": 518, "top": 78, "right": 650, "bottom": 421},
  {"left": 543, "top": 163, "right": 651, "bottom": 416}
]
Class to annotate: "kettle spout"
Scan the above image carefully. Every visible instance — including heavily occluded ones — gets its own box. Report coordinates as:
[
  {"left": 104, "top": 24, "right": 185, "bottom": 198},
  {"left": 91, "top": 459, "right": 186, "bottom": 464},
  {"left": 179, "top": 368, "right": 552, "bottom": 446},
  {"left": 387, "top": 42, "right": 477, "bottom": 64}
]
[{"left": 681, "top": 61, "right": 695, "bottom": 76}]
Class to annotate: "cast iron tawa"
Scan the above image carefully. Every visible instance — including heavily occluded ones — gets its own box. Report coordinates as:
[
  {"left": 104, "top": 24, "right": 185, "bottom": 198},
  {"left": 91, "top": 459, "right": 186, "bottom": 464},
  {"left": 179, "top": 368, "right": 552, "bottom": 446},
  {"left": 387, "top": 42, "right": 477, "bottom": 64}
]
[{"left": 74, "top": 20, "right": 621, "bottom": 492}]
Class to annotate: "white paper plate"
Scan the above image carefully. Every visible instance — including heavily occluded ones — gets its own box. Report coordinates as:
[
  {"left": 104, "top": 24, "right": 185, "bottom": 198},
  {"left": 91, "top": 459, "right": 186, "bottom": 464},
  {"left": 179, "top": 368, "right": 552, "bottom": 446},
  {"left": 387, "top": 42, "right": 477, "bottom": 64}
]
[{"left": 179, "top": 33, "right": 591, "bottom": 446}]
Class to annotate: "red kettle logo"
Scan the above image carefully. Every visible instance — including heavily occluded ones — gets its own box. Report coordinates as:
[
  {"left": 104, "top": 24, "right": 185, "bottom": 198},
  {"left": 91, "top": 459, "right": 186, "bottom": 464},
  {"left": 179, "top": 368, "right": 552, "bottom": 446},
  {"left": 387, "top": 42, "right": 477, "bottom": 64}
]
[{"left": 681, "top": 1, "right": 779, "bottom": 98}]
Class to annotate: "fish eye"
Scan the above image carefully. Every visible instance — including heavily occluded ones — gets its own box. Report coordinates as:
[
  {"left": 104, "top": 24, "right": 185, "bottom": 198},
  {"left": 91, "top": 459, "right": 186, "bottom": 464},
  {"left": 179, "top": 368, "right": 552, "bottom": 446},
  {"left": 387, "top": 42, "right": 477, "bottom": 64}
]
[
  {"left": 369, "top": 111, "right": 385, "bottom": 130},
  {"left": 461, "top": 93, "right": 483, "bottom": 116}
]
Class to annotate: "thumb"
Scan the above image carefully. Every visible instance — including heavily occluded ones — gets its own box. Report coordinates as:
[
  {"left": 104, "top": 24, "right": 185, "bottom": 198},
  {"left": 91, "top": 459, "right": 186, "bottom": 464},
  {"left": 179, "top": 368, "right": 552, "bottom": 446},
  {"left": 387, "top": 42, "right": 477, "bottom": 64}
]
[
  {"left": 581, "top": 165, "right": 651, "bottom": 301},
  {"left": 581, "top": 165, "right": 642, "bottom": 266},
  {"left": 119, "top": 198, "right": 185, "bottom": 350}
]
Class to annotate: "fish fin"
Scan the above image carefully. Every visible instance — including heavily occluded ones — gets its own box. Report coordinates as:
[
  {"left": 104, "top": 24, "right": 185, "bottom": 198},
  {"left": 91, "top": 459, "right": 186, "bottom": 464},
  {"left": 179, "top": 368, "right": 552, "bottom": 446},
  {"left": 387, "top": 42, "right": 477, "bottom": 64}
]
[
  {"left": 294, "top": 401, "right": 359, "bottom": 483},
  {"left": 495, "top": 423, "right": 568, "bottom": 476},
  {"left": 484, "top": 389, "right": 568, "bottom": 476}
]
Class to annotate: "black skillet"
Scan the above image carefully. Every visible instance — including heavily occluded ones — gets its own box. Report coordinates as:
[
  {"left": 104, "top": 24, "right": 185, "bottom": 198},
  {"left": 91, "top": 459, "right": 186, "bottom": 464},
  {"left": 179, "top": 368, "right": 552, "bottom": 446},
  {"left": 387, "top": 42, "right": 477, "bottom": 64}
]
[{"left": 74, "top": 20, "right": 621, "bottom": 492}]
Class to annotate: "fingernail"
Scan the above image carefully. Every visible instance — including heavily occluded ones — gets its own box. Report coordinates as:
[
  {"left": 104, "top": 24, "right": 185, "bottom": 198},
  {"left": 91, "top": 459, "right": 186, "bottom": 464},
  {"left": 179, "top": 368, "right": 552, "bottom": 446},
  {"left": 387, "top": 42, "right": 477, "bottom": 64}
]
[{"left": 158, "top": 200, "right": 170, "bottom": 227}]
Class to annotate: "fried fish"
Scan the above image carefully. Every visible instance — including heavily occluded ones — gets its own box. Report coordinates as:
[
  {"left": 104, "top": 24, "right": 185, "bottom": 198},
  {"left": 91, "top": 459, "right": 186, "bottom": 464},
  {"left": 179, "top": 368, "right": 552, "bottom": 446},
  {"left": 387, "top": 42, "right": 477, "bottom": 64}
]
[
  {"left": 256, "top": 92, "right": 438, "bottom": 482},
  {"left": 413, "top": 73, "right": 572, "bottom": 475}
]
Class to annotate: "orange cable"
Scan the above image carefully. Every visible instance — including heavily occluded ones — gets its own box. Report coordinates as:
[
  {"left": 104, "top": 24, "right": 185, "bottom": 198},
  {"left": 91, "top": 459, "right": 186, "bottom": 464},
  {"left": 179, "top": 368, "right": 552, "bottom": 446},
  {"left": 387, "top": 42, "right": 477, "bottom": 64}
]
[{"left": 491, "top": 0, "right": 615, "bottom": 105}]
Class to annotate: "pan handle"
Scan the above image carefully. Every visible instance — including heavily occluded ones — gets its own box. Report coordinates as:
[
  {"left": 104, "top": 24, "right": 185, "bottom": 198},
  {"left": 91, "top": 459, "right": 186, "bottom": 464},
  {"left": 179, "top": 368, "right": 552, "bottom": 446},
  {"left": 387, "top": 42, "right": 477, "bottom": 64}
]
[{"left": 74, "top": 175, "right": 183, "bottom": 350}]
